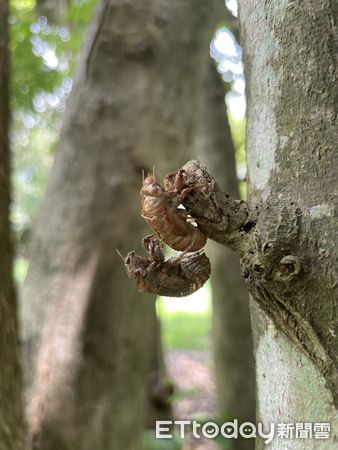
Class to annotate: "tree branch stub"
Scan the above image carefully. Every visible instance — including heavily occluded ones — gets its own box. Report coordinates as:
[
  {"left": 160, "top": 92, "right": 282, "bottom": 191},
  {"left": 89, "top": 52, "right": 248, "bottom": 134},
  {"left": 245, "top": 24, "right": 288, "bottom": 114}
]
[
  {"left": 181, "top": 160, "right": 254, "bottom": 255},
  {"left": 124, "top": 159, "right": 337, "bottom": 402}
]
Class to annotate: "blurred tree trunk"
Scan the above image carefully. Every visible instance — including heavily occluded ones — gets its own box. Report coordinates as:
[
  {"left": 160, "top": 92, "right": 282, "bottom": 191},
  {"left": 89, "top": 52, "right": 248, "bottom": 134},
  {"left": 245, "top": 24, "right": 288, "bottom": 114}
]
[
  {"left": 146, "top": 313, "right": 174, "bottom": 428},
  {"left": 196, "top": 62, "right": 255, "bottom": 449},
  {"left": 21, "top": 1, "right": 222, "bottom": 449},
  {"left": 36, "top": 0, "right": 68, "bottom": 22},
  {"left": 0, "top": 0, "right": 25, "bottom": 448},
  {"left": 239, "top": 1, "right": 337, "bottom": 448}
]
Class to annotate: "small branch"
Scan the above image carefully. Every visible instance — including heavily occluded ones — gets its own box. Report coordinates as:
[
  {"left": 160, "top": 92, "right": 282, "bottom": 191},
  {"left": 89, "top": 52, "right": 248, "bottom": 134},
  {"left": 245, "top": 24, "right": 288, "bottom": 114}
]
[
  {"left": 123, "top": 160, "right": 254, "bottom": 296},
  {"left": 180, "top": 160, "right": 256, "bottom": 255},
  {"left": 123, "top": 160, "right": 337, "bottom": 402}
]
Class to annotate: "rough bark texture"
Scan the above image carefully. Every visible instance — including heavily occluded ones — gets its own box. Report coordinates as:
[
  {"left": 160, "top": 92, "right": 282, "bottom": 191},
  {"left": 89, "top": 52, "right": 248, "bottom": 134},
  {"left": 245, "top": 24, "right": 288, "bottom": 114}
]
[
  {"left": 141, "top": 148, "right": 337, "bottom": 448},
  {"left": 153, "top": 0, "right": 338, "bottom": 417},
  {"left": 21, "top": 1, "right": 222, "bottom": 449},
  {"left": 0, "top": 0, "right": 25, "bottom": 448},
  {"left": 238, "top": 0, "right": 337, "bottom": 448},
  {"left": 196, "top": 62, "right": 255, "bottom": 446},
  {"left": 132, "top": 153, "right": 337, "bottom": 412}
]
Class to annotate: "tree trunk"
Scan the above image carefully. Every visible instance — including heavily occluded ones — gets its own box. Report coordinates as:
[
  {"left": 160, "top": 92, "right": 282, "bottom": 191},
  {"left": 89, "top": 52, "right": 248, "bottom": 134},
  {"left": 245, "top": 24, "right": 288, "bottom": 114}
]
[
  {"left": 0, "top": 0, "right": 25, "bottom": 448},
  {"left": 36, "top": 0, "right": 68, "bottom": 22},
  {"left": 238, "top": 0, "right": 337, "bottom": 448},
  {"left": 146, "top": 312, "right": 173, "bottom": 428},
  {"left": 196, "top": 62, "right": 255, "bottom": 447},
  {"left": 136, "top": 0, "right": 338, "bottom": 442},
  {"left": 22, "top": 1, "right": 222, "bottom": 449}
]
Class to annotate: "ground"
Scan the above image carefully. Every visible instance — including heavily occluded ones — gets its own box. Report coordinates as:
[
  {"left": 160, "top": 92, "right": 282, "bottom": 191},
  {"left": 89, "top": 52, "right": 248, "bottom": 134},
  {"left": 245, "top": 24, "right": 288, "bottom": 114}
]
[{"left": 166, "top": 350, "right": 220, "bottom": 450}]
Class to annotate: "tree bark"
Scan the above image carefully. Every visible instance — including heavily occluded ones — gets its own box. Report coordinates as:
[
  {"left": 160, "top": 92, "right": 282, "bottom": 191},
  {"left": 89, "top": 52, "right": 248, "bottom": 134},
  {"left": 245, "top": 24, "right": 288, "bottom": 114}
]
[
  {"left": 122, "top": 1, "right": 337, "bottom": 446},
  {"left": 238, "top": 1, "right": 337, "bottom": 448},
  {"left": 36, "top": 0, "right": 68, "bottom": 22},
  {"left": 0, "top": 0, "right": 25, "bottom": 448},
  {"left": 196, "top": 62, "right": 255, "bottom": 447},
  {"left": 21, "top": 1, "right": 222, "bottom": 449}
]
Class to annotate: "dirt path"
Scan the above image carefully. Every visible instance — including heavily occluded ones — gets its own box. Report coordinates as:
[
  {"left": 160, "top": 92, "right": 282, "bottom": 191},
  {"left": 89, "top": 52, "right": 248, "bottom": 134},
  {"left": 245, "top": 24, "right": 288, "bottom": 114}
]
[{"left": 166, "top": 350, "right": 220, "bottom": 450}]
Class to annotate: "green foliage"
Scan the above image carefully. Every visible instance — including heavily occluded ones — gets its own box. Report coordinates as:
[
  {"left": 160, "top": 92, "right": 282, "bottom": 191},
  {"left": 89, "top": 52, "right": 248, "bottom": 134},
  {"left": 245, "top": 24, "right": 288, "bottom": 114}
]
[
  {"left": 13, "top": 257, "right": 29, "bottom": 284},
  {"left": 157, "top": 308, "right": 212, "bottom": 351},
  {"left": 10, "top": 0, "right": 96, "bottom": 109},
  {"left": 228, "top": 115, "right": 247, "bottom": 199},
  {"left": 10, "top": 0, "right": 96, "bottom": 254},
  {"left": 11, "top": 1, "right": 62, "bottom": 110}
]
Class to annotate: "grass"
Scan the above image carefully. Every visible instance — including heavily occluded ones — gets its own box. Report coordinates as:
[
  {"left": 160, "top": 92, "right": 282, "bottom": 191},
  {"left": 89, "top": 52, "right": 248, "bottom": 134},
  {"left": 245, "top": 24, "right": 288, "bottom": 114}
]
[
  {"left": 156, "top": 283, "right": 212, "bottom": 351},
  {"left": 159, "top": 309, "right": 212, "bottom": 351}
]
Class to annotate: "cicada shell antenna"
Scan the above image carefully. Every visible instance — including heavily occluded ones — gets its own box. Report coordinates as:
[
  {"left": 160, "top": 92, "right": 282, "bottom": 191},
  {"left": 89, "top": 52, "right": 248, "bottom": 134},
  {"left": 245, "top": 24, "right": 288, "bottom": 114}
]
[{"left": 116, "top": 249, "right": 125, "bottom": 261}]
